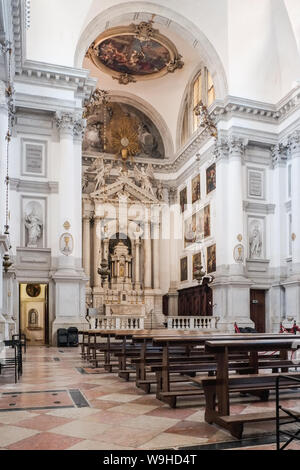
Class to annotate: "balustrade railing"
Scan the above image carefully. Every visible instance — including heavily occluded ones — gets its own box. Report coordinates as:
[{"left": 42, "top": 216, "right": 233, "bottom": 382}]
[
  {"left": 89, "top": 316, "right": 144, "bottom": 330},
  {"left": 167, "top": 316, "right": 219, "bottom": 330}
]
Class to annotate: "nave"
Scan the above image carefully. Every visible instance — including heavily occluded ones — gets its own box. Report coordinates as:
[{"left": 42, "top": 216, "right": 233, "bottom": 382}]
[{"left": 0, "top": 339, "right": 299, "bottom": 451}]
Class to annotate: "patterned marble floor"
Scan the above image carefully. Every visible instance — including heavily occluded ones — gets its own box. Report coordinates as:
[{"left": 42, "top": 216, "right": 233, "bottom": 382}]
[{"left": 0, "top": 346, "right": 299, "bottom": 450}]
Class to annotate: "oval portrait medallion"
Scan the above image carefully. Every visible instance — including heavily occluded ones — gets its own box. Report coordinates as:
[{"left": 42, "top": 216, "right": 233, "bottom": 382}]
[{"left": 26, "top": 284, "right": 41, "bottom": 298}]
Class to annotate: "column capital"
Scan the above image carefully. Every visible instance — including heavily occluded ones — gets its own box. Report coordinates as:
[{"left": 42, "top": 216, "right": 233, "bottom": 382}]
[
  {"left": 227, "top": 135, "right": 247, "bottom": 156},
  {"left": 214, "top": 137, "right": 229, "bottom": 161},
  {"left": 271, "top": 143, "right": 288, "bottom": 167},
  {"left": 288, "top": 130, "right": 300, "bottom": 155},
  {"left": 55, "top": 111, "right": 86, "bottom": 139}
]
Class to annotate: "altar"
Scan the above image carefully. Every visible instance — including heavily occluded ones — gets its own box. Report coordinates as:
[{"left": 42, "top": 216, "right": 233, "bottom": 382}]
[{"left": 82, "top": 162, "right": 166, "bottom": 328}]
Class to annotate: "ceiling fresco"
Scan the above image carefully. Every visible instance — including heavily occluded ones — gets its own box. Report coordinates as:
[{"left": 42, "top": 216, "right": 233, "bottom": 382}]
[{"left": 97, "top": 35, "right": 171, "bottom": 76}]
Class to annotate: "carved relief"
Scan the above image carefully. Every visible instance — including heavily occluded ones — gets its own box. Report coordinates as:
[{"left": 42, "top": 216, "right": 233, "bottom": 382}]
[
  {"left": 248, "top": 218, "right": 264, "bottom": 259},
  {"left": 24, "top": 202, "right": 43, "bottom": 248}
]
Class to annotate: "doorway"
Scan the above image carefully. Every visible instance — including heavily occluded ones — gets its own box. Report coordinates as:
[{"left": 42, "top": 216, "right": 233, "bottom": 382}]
[
  {"left": 250, "top": 289, "right": 266, "bottom": 333},
  {"left": 19, "top": 284, "right": 49, "bottom": 346}
]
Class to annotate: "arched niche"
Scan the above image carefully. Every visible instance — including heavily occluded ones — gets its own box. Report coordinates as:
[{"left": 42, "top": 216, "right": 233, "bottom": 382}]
[{"left": 83, "top": 93, "right": 173, "bottom": 158}]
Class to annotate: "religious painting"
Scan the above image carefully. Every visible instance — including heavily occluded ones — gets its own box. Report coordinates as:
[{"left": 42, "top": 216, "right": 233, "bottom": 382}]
[
  {"left": 26, "top": 284, "right": 41, "bottom": 298},
  {"left": 184, "top": 217, "right": 195, "bottom": 247},
  {"left": 192, "top": 174, "right": 201, "bottom": 204},
  {"left": 180, "top": 257, "right": 188, "bottom": 282},
  {"left": 97, "top": 36, "right": 171, "bottom": 76},
  {"left": 206, "top": 163, "right": 216, "bottom": 194},
  {"left": 184, "top": 205, "right": 211, "bottom": 247},
  {"left": 207, "top": 244, "right": 216, "bottom": 274},
  {"left": 179, "top": 187, "right": 187, "bottom": 213},
  {"left": 193, "top": 253, "right": 202, "bottom": 280},
  {"left": 204, "top": 205, "right": 211, "bottom": 238},
  {"left": 87, "top": 23, "right": 184, "bottom": 83},
  {"left": 83, "top": 101, "right": 165, "bottom": 159}
]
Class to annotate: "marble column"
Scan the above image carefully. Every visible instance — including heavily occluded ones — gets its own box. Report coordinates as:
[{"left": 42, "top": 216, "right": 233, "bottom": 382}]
[
  {"left": 135, "top": 237, "right": 141, "bottom": 290},
  {"left": 144, "top": 219, "right": 152, "bottom": 289},
  {"left": 289, "top": 131, "right": 300, "bottom": 271},
  {"left": 52, "top": 112, "right": 88, "bottom": 343},
  {"left": 283, "top": 131, "right": 300, "bottom": 324},
  {"left": 227, "top": 136, "right": 246, "bottom": 274},
  {"left": 153, "top": 222, "right": 160, "bottom": 290},
  {"left": 93, "top": 216, "right": 102, "bottom": 288},
  {"left": 167, "top": 191, "right": 179, "bottom": 316},
  {"left": 0, "top": 81, "right": 8, "bottom": 234},
  {"left": 268, "top": 145, "right": 287, "bottom": 331},
  {"left": 82, "top": 215, "right": 91, "bottom": 285},
  {"left": 212, "top": 136, "right": 253, "bottom": 332}
]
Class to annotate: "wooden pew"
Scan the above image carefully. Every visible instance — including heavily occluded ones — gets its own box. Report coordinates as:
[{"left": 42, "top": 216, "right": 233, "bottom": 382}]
[
  {"left": 151, "top": 334, "right": 297, "bottom": 408},
  {"left": 191, "top": 338, "right": 300, "bottom": 438}
]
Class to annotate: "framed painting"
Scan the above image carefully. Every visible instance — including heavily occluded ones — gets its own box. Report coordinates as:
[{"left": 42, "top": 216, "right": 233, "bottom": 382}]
[
  {"left": 192, "top": 174, "right": 201, "bottom": 204},
  {"left": 204, "top": 205, "right": 211, "bottom": 238},
  {"left": 206, "top": 163, "right": 216, "bottom": 194},
  {"left": 180, "top": 257, "right": 188, "bottom": 282},
  {"left": 207, "top": 244, "right": 216, "bottom": 273},
  {"left": 179, "top": 187, "right": 187, "bottom": 213},
  {"left": 184, "top": 216, "right": 196, "bottom": 247},
  {"left": 193, "top": 253, "right": 202, "bottom": 280}
]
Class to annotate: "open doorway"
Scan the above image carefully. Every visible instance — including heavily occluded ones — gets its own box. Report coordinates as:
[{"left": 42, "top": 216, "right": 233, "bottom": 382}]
[{"left": 19, "top": 284, "right": 49, "bottom": 346}]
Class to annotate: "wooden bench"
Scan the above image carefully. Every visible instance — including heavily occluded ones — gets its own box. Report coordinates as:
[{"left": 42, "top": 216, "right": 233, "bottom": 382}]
[
  {"left": 192, "top": 337, "right": 300, "bottom": 438},
  {"left": 197, "top": 372, "right": 300, "bottom": 438}
]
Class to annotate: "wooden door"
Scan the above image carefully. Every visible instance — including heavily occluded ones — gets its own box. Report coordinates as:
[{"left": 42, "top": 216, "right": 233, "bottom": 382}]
[{"left": 250, "top": 290, "right": 266, "bottom": 333}]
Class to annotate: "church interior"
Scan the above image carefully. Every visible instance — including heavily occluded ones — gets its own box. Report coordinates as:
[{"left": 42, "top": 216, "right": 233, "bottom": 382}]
[{"left": 0, "top": 0, "right": 300, "bottom": 453}]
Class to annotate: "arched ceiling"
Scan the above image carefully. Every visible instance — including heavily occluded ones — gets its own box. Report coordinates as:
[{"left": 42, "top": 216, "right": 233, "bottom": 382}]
[{"left": 26, "top": 0, "right": 300, "bottom": 154}]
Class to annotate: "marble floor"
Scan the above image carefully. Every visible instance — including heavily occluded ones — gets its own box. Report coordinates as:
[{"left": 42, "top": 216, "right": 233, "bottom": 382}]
[{"left": 0, "top": 346, "right": 299, "bottom": 451}]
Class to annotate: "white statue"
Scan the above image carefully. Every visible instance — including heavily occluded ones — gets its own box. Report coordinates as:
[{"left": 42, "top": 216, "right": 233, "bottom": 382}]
[
  {"left": 156, "top": 182, "right": 165, "bottom": 201},
  {"left": 91, "top": 158, "right": 113, "bottom": 192},
  {"left": 249, "top": 223, "right": 262, "bottom": 258},
  {"left": 134, "top": 164, "right": 155, "bottom": 196},
  {"left": 25, "top": 208, "right": 43, "bottom": 247}
]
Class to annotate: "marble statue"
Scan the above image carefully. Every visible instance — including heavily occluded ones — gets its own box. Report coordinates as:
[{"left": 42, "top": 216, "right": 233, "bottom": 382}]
[
  {"left": 92, "top": 159, "right": 113, "bottom": 192},
  {"left": 134, "top": 164, "right": 155, "bottom": 196},
  {"left": 249, "top": 222, "right": 262, "bottom": 258},
  {"left": 25, "top": 208, "right": 43, "bottom": 248}
]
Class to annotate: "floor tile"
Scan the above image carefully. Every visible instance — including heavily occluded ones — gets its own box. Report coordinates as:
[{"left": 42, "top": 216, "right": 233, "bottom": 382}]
[
  {"left": 108, "top": 403, "right": 160, "bottom": 415},
  {"left": 0, "top": 425, "right": 39, "bottom": 447},
  {"left": 139, "top": 432, "right": 208, "bottom": 450},
  {"left": 50, "top": 419, "right": 112, "bottom": 440},
  {"left": 96, "top": 393, "right": 140, "bottom": 403},
  {"left": 17, "top": 414, "right": 73, "bottom": 431},
  {"left": 7, "top": 432, "right": 83, "bottom": 450},
  {"left": 93, "top": 425, "right": 162, "bottom": 448}
]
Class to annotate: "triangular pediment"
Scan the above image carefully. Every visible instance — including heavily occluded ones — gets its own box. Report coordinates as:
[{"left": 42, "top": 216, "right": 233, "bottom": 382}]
[{"left": 90, "top": 175, "right": 158, "bottom": 203}]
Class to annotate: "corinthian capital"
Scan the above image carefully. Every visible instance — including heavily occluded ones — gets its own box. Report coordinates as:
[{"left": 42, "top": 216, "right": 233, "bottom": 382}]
[
  {"left": 74, "top": 118, "right": 87, "bottom": 140},
  {"left": 55, "top": 111, "right": 84, "bottom": 137},
  {"left": 227, "top": 135, "right": 247, "bottom": 155},
  {"left": 271, "top": 143, "right": 287, "bottom": 167},
  {"left": 288, "top": 130, "right": 300, "bottom": 153},
  {"left": 214, "top": 137, "right": 229, "bottom": 161}
]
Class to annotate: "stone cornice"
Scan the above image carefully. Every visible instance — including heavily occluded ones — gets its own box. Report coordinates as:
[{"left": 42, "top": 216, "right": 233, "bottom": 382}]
[
  {"left": 10, "top": 178, "right": 59, "bottom": 194},
  {"left": 211, "top": 87, "right": 300, "bottom": 125},
  {"left": 15, "top": 60, "right": 97, "bottom": 100},
  {"left": 243, "top": 201, "right": 275, "bottom": 215}
]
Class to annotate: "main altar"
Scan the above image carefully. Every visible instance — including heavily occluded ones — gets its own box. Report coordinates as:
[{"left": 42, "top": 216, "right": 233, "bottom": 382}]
[{"left": 82, "top": 160, "right": 168, "bottom": 328}]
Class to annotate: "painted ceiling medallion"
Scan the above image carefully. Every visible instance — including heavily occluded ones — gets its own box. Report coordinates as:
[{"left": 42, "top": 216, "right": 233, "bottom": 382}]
[{"left": 87, "top": 22, "right": 184, "bottom": 83}]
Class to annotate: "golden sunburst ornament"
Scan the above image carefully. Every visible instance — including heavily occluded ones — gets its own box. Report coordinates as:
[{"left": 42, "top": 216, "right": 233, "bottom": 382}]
[{"left": 111, "top": 117, "right": 140, "bottom": 163}]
